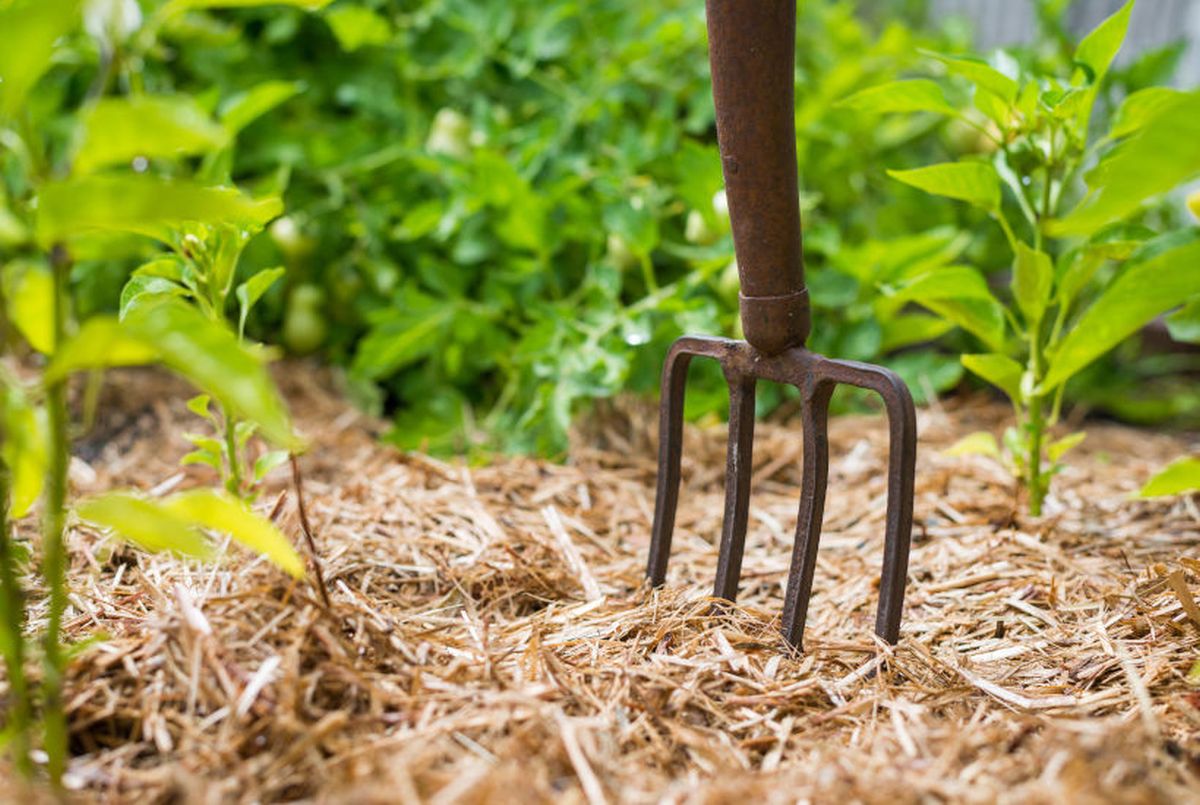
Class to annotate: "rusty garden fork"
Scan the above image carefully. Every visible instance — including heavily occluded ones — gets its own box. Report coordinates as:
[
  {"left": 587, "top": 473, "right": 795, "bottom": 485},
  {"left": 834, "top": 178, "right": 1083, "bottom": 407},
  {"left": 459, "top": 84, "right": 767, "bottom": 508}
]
[{"left": 645, "top": 0, "right": 918, "bottom": 651}]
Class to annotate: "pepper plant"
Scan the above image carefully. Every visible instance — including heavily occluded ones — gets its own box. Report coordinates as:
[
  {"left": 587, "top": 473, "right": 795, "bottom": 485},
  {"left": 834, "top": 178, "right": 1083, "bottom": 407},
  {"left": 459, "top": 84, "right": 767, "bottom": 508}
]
[
  {"left": 841, "top": 0, "right": 1200, "bottom": 514},
  {"left": 0, "top": 0, "right": 314, "bottom": 786}
]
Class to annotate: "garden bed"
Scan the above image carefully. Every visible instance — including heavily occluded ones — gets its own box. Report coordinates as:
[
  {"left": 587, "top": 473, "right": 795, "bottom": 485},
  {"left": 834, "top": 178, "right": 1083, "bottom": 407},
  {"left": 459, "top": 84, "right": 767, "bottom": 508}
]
[{"left": 12, "top": 364, "right": 1200, "bottom": 802}]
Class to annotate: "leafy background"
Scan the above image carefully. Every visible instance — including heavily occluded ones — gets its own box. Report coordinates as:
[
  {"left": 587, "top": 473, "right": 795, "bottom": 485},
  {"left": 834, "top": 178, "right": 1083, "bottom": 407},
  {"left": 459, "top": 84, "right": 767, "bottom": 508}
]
[{"left": 5, "top": 0, "right": 1197, "bottom": 455}]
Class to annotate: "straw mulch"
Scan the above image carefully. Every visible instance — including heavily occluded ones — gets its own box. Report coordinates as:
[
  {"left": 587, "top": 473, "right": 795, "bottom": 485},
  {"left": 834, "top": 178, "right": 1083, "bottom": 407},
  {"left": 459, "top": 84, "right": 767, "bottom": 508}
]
[{"left": 4, "top": 364, "right": 1200, "bottom": 803}]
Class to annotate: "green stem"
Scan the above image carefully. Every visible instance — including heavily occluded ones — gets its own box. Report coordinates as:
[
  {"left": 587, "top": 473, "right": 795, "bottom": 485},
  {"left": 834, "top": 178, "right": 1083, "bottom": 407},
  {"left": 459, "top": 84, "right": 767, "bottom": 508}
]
[
  {"left": 41, "top": 246, "right": 72, "bottom": 787},
  {"left": 993, "top": 210, "right": 1020, "bottom": 255},
  {"left": 0, "top": 453, "right": 32, "bottom": 778},
  {"left": 1026, "top": 393, "right": 1046, "bottom": 516},
  {"left": 223, "top": 404, "right": 243, "bottom": 497},
  {"left": 639, "top": 253, "right": 659, "bottom": 294}
]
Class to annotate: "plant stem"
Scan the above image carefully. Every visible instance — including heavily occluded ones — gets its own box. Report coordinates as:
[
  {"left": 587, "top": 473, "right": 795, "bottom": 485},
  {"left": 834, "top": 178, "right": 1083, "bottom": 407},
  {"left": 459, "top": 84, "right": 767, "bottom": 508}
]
[
  {"left": 0, "top": 453, "right": 32, "bottom": 778},
  {"left": 223, "top": 404, "right": 243, "bottom": 497},
  {"left": 41, "top": 245, "right": 72, "bottom": 787}
]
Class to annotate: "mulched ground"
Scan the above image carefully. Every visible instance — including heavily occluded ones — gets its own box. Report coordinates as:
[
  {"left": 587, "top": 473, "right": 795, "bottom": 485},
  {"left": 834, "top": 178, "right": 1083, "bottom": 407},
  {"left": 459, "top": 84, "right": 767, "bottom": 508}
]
[{"left": 5, "top": 363, "right": 1200, "bottom": 803}]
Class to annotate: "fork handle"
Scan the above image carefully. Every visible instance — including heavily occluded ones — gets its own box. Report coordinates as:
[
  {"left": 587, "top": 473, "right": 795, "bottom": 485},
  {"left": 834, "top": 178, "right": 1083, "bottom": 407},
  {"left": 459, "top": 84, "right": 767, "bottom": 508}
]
[{"left": 707, "top": 0, "right": 809, "bottom": 354}]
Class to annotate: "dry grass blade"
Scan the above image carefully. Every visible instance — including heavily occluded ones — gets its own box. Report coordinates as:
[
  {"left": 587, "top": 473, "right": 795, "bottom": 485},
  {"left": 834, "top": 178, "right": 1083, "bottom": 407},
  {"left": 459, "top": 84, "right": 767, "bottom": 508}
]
[{"left": 2, "top": 365, "right": 1197, "bottom": 803}]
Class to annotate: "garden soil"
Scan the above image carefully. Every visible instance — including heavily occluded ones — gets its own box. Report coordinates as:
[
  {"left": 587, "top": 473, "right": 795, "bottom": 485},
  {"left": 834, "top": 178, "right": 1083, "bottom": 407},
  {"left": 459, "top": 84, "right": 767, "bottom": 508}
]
[{"left": 5, "top": 364, "right": 1200, "bottom": 803}]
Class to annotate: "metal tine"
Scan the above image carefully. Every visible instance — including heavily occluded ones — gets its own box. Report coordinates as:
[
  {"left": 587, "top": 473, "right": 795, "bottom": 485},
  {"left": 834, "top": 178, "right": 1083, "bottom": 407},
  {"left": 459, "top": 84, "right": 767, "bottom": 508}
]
[
  {"left": 779, "top": 360, "right": 917, "bottom": 650},
  {"left": 646, "top": 337, "right": 917, "bottom": 652},
  {"left": 780, "top": 380, "right": 834, "bottom": 649},
  {"left": 712, "top": 372, "right": 756, "bottom": 601},
  {"left": 646, "top": 345, "right": 696, "bottom": 587},
  {"left": 873, "top": 370, "right": 917, "bottom": 644}
]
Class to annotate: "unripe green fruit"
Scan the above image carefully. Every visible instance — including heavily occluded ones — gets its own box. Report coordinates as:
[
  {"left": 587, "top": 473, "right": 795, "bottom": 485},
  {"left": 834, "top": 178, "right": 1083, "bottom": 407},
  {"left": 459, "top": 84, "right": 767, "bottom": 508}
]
[
  {"left": 426, "top": 108, "right": 470, "bottom": 158},
  {"left": 717, "top": 259, "right": 740, "bottom": 305},
  {"left": 685, "top": 210, "right": 716, "bottom": 244},
  {"left": 283, "top": 284, "right": 327, "bottom": 354},
  {"left": 606, "top": 233, "right": 638, "bottom": 270},
  {"left": 270, "top": 216, "right": 314, "bottom": 261}
]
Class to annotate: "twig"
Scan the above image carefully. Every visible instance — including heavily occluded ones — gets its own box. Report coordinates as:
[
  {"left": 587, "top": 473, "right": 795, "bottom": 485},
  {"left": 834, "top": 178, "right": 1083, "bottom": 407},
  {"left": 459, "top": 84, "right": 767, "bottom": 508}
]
[{"left": 291, "top": 454, "right": 331, "bottom": 609}]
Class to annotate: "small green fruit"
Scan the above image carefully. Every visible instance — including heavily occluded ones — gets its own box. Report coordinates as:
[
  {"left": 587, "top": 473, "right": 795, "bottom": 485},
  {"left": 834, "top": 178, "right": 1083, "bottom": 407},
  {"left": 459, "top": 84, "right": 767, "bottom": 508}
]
[
  {"left": 270, "top": 216, "right": 313, "bottom": 261},
  {"left": 426, "top": 108, "right": 470, "bottom": 158},
  {"left": 606, "top": 233, "right": 638, "bottom": 270},
  {"left": 1188, "top": 190, "right": 1200, "bottom": 222},
  {"left": 685, "top": 210, "right": 716, "bottom": 244},
  {"left": 283, "top": 284, "right": 327, "bottom": 354},
  {"left": 717, "top": 259, "right": 740, "bottom": 305}
]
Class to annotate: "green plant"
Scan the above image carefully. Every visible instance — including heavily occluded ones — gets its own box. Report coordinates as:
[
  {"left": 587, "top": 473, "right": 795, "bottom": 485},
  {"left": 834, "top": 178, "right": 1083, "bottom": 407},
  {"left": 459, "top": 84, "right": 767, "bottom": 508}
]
[
  {"left": 92, "top": 0, "right": 964, "bottom": 455},
  {"left": 842, "top": 0, "right": 1200, "bottom": 514},
  {"left": 0, "top": 0, "right": 312, "bottom": 785},
  {"left": 1139, "top": 457, "right": 1200, "bottom": 498}
]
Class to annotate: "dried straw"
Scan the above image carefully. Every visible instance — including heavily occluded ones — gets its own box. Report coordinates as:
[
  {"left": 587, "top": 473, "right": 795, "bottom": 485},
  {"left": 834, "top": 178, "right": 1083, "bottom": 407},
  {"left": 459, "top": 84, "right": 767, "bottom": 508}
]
[{"left": 2, "top": 364, "right": 1198, "bottom": 803}]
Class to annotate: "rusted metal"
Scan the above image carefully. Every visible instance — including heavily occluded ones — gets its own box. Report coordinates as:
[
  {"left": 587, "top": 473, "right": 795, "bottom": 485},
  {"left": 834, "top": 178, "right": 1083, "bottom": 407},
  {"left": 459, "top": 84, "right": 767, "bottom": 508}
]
[{"left": 646, "top": 0, "right": 919, "bottom": 651}]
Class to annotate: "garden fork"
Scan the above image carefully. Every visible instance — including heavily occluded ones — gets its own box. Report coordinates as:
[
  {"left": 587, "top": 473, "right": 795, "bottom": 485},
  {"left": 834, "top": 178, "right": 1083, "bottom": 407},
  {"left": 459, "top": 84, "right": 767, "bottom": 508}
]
[{"left": 646, "top": 0, "right": 918, "bottom": 650}]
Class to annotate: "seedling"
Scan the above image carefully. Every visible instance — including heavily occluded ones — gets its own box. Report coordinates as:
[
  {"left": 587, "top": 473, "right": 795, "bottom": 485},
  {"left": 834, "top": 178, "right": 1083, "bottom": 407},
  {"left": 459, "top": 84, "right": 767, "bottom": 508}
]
[{"left": 0, "top": 0, "right": 309, "bottom": 786}]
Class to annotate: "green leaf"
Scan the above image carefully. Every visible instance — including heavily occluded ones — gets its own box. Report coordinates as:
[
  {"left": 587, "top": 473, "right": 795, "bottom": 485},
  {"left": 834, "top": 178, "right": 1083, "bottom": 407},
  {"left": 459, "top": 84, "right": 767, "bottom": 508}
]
[
  {"left": 888, "top": 266, "right": 1007, "bottom": 350},
  {"left": 186, "top": 394, "right": 213, "bottom": 420},
  {"left": 925, "top": 52, "right": 1018, "bottom": 103},
  {"left": 888, "top": 162, "right": 1000, "bottom": 210},
  {"left": 236, "top": 266, "right": 285, "bottom": 338},
  {"left": 119, "top": 275, "right": 187, "bottom": 321},
  {"left": 162, "top": 489, "right": 304, "bottom": 577},
  {"left": 879, "top": 314, "right": 954, "bottom": 351},
  {"left": 73, "top": 95, "right": 229, "bottom": 175},
  {"left": 889, "top": 265, "right": 999, "bottom": 303},
  {"left": 837, "top": 80, "right": 956, "bottom": 116},
  {"left": 2, "top": 387, "right": 47, "bottom": 518},
  {"left": 1012, "top": 243, "right": 1053, "bottom": 325},
  {"left": 944, "top": 431, "right": 1001, "bottom": 459},
  {"left": 1109, "top": 87, "right": 1184, "bottom": 140},
  {"left": 1047, "top": 431, "right": 1087, "bottom": 463},
  {"left": 0, "top": 0, "right": 81, "bottom": 118},
  {"left": 1056, "top": 225, "right": 1155, "bottom": 306},
  {"left": 253, "top": 450, "right": 290, "bottom": 482},
  {"left": 1166, "top": 298, "right": 1200, "bottom": 344},
  {"left": 915, "top": 299, "right": 1006, "bottom": 352},
  {"left": 160, "top": 0, "right": 332, "bottom": 15},
  {"left": 962, "top": 353, "right": 1024, "bottom": 402},
  {"left": 973, "top": 87, "right": 1010, "bottom": 128},
  {"left": 123, "top": 299, "right": 301, "bottom": 450},
  {"left": 352, "top": 288, "right": 453, "bottom": 380},
  {"left": 45, "top": 317, "right": 160, "bottom": 382},
  {"left": 219, "top": 81, "right": 303, "bottom": 134},
  {"left": 181, "top": 450, "right": 222, "bottom": 470},
  {"left": 36, "top": 175, "right": 282, "bottom": 245},
  {"left": 392, "top": 200, "right": 444, "bottom": 241},
  {"left": 1051, "top": 92, "right": 1200, "bottom": 237},
  {"left": 324, "top": 5, "right": 391, "bottom": 51},
  {"left": 3, "top": 261, "right": 55, "bottom": 353},
  {"left": 132, "top": 257, "right": 186, "bottom": 282},
  {"left": 75, "top": 492, "right": 212, "bottom": 558},
  {"left": 1041, "top": 238, "right": 1200, "bottom": 391},
  {"left": 1138, "top": 457, "right": 1200, "bottom": 497},
  {"left": 1074, "top": 0, "right": 1134, "bottom": 84},
  {"left": 185, "top": 433, "right": 224, "bottom": 457}
]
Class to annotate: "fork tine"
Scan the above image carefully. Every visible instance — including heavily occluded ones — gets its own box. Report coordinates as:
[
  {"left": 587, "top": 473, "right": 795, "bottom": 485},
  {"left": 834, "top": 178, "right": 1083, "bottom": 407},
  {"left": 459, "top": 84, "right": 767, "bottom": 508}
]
[
  {"left": 780, "top": 379, "right": 834, "bottom": 649},
  {"left": 873, "top": 372, "right": 917, "bottom": 644},
  {"left": 646, "top": 344, "right": 696, "bottom": 586},
  {"left": 713, "top": 372, "right": 757, "bottom": 601}
]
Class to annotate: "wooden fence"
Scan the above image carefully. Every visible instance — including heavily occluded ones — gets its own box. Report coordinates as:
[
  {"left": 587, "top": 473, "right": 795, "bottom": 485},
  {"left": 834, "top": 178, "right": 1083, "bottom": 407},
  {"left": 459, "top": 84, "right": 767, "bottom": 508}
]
[{"left": 927, "top": 0, "right": 1200, "bottom": 86}]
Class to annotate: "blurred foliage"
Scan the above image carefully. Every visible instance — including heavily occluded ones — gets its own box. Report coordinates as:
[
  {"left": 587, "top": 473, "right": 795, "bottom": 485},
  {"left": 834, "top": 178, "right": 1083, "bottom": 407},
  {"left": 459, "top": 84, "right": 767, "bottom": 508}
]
[
  {"left": 10, "top": 0, "right": 975, "bottom": 454},
  {"left": 2, "top": 0, "right": 1195, "bottom": 457}
]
